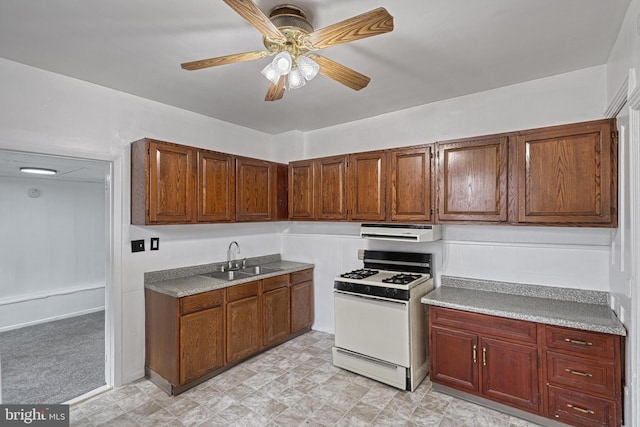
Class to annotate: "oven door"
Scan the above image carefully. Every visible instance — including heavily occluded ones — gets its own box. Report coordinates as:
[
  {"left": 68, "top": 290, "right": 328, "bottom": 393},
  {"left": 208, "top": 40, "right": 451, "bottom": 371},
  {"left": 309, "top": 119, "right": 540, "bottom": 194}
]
[{"left": 334, "top": 290, "right": 410, "bottom": 367}]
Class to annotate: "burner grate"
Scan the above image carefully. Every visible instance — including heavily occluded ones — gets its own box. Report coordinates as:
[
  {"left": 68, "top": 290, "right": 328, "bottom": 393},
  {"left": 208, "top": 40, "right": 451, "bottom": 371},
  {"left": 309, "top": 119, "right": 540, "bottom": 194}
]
[
  {"left": 339, "top": 269, "right": 379, "bottom": 280},
  {"left": 381, "top": 273, "right": 421, "bottom": 285}
]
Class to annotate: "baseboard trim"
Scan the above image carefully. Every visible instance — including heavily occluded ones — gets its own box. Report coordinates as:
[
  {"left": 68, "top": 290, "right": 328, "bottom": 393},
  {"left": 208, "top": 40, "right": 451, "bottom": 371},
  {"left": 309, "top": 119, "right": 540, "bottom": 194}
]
[{"left": 0, "top": 306, "right": 105, "bottom": 333}]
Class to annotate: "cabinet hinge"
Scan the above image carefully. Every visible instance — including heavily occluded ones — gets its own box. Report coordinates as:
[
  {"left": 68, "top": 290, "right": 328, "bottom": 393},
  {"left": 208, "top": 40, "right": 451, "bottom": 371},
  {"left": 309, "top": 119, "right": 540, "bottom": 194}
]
[
  {"left": 538, "top": 393, "right": 541, "bottom": 405},
  {"left": 611, "top": 130, "right": 618, "bottom": 141}
]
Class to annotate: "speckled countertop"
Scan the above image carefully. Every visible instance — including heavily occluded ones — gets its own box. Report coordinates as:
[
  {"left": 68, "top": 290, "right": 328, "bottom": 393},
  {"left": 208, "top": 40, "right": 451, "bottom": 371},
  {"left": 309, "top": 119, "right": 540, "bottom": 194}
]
[
  {"left": 422, "top": 276, "right": 626, "bottom": 336},
  {"left": 144, "top": 254, "right": 314, "bottom": 298}
]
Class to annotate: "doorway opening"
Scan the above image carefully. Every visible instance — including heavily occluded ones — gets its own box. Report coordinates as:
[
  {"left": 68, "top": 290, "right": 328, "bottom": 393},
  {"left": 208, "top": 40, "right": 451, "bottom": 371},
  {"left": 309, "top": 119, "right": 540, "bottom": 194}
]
[{"left": 0, "top": 150, "right": 112, "bottom": 404}]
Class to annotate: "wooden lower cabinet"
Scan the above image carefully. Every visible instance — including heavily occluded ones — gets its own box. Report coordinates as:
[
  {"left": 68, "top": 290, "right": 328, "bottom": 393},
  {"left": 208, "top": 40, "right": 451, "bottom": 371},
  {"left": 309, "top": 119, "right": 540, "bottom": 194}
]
[
  {"left": 290, "top": 269, "right": 314, "bottom": 333},
  {"left": 226, "top": 281, "right": 262, "bottom": 364},
  {"left": 263, "top": 275, "right": 290, "bottom": 346},
  {"left": 145, "top": 268, "right": 314, "bottom": 394},
  {"left": 542, "top": 325, "right": 623, "bottom": 427},
  {"left": 430, "top": 308, "right": 539, "bottom": 414},
  {"left": 429, "top": 306, "right": 624, "bottom": 427},
  {"left": 180, "top": 306, "right": 224, "bottom": 384}
]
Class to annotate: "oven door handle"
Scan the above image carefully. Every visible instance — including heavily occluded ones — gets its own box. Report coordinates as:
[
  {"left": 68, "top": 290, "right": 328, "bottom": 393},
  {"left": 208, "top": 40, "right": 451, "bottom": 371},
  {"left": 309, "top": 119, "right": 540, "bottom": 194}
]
[{"left": 334, "top": 290, "right": 408, "bottom": 305}]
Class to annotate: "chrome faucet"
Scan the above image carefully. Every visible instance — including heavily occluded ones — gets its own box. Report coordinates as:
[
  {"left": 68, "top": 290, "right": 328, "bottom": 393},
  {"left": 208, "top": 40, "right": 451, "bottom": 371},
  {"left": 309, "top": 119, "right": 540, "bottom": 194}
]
[{"left": 227, "top": 241, "right": 240, "bottom": 270}]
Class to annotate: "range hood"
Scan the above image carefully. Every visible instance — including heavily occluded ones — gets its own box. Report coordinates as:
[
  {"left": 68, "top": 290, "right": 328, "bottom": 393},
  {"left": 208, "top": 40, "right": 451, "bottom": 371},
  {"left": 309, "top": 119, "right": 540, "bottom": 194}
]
[{"left": 360, "top": 224, "right": 442, "bottom": 242}]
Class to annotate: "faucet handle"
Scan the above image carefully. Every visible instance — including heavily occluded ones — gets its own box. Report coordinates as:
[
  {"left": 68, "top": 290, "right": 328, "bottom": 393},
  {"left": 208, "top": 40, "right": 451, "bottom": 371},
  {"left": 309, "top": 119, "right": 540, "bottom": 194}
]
[{"left": 242, "top": 258, "right": 247, "bottom": 269}]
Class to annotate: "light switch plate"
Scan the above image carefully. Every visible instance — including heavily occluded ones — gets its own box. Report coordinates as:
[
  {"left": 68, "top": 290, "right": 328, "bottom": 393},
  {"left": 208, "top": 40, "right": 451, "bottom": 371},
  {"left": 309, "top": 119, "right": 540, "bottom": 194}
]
[{"left": 150, "top": 237, "right": 159, "bottom": 251}]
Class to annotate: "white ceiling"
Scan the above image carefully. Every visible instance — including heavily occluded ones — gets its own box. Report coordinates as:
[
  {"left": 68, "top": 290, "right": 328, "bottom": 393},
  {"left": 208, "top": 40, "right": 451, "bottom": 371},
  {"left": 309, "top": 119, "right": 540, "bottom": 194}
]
[{"left": 0, "top": 0, "right": 631, "bottom": 135}]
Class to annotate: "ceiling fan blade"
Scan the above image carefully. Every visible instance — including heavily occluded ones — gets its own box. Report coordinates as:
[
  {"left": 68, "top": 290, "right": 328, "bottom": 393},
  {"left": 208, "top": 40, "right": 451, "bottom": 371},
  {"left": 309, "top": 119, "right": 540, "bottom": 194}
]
[
  {"left": 181, "top": 50, "right": 268, "bottom": 70},
  {"left": 223, "top": 0, "right": 286, "bottom": 43},
  {"left": 265, "top": 75, "right": 286, "bottom": 101},
  {"left": 308, "top": 54, "right": 371, "bottom": 91},
  {"left": 306, "top": 7, "right": 393, "bottom": 50}
]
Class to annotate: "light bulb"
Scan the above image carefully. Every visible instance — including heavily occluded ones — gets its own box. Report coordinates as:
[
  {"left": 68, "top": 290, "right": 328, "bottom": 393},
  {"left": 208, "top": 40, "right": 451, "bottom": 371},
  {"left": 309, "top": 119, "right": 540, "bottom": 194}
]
[
  {"left": 271, "top": 51, "right": 292, "bottom": 75},
  {"left": 296, "top": 55, "right": 320, "bottom": 81},
  {"left": 287, "top": 67, "right": 306, "bottom": 90},
  {"left": 261, "top": 63, "right": 280, "bottom": 84}
]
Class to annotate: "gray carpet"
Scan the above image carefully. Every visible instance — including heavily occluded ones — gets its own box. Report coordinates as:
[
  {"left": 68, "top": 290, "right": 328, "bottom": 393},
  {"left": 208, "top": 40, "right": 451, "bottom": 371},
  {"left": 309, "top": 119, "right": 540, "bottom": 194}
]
[{"left": 0, "top": 311, "right": 105, "bottom": 404}]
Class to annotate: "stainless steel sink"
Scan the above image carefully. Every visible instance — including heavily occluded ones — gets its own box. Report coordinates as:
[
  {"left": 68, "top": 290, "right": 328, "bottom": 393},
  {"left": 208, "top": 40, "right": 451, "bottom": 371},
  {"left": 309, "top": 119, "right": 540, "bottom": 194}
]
[
  {"left": 201, "top": 270, "right": 251, "bottom": 281},
  {"left": 239, "top": 265, "right": 280, "bottom": 275},
  {"left": 201, "top": 265, "right": 281, "bottom": 281}
]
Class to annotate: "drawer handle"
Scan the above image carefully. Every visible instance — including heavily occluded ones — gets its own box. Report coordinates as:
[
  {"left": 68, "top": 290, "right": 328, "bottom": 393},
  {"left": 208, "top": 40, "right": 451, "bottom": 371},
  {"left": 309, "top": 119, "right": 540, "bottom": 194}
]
[
  {"left": 565, "top": 338, "right": 593, "bottom": 346},
  {"left": 567, "top": 404, "right": 595, "bottom": 415},
  {"left": 565, "top": 368, "right": 592, "bottom": 378},
  {"left": 473, "top": 345, "right": 477, "bottom": 363}
]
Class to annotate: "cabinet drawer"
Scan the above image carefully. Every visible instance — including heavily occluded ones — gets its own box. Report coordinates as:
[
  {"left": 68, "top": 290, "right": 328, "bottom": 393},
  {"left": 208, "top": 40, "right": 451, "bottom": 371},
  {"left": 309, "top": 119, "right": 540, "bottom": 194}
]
[
  {"left": 545, "top": 326, "right": 616, "bottom": 360},
  {"left": 180, "top": 289, "right": 223, "bottom": 315},
  {"left": 291, "top": 269, "right": 313, "bottom": 284},
  {"left": 226, "top": 281, "right": 260, "bottom": 302},
  {"left": 263, "top": 274, "right": 289, "bottom": 292},
  {"left": 546, "top": 352, "right": 616, "bottom": 399},
  {"left": 547, "top": 385, "right": 618, "bottom": 427},
  {"left": 430, "top": 307, "right": 536, "bottom": 344}
]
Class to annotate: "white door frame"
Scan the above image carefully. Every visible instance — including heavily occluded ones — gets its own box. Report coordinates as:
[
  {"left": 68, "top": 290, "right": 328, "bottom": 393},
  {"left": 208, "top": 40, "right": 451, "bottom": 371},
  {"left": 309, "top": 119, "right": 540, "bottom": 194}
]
[{"left": 627, "top": 71, "right": 640, "bottom": 427}]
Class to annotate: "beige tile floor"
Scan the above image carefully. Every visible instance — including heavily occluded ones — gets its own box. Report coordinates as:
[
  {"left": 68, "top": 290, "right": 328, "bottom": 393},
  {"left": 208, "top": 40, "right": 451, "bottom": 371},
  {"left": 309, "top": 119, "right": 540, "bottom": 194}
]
[{"left": 70, "top": 331, "right": 542, "bottom": 426}]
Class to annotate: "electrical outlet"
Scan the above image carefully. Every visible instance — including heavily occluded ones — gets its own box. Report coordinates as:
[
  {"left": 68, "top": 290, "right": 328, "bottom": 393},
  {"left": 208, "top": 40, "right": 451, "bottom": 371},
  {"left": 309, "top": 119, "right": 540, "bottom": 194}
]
[
  {"left": 131, "top": 239, "right": 145, "bottom": 253},
  {"left": 150, "top": 237, "right": 160, "bottom": 251}
]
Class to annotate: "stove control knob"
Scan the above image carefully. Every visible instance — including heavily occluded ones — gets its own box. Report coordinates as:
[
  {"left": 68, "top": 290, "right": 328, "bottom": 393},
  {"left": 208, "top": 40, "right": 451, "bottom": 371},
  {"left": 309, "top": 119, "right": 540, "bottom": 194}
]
[
  {"left": 385, "top": 288, "right": 398, "bottom": 297},
  {"left": 363, "top": 286, "right": 371, "bottom": 293}
]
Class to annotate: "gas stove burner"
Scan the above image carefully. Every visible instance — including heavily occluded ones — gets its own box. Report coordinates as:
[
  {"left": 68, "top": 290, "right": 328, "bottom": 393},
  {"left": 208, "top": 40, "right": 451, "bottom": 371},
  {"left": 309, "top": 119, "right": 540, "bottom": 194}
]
[
  {"left": 340, "top": 269, "right": 379, "bottom": 280},
  {"left": 382, "top": 273, "right": 422, "bottom": 285}
]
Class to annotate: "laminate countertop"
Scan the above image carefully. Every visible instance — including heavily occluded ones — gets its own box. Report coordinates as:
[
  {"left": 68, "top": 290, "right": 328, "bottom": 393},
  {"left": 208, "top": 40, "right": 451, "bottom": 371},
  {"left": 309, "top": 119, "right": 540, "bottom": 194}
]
[
  {"left": 144, "top": 254, "right": 314, "bottom": 298},
  {"left": 422, "top": 276, "right": 626, "bottom": 336}
]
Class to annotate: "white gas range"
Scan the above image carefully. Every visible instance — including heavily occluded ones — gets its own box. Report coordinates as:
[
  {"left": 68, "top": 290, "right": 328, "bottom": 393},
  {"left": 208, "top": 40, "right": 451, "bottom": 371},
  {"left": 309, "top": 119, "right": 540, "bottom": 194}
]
[{"left": 332, "top": 250, "right": 434, "bottom": 391}]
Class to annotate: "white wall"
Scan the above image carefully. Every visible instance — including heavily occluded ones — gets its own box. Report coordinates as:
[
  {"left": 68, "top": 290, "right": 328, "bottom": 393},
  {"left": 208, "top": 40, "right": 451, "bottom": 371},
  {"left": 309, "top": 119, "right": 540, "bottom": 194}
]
[
  {"left": 0, "top": 176, "right": 106, "bottom": 331},
  {"left": 293, "top": 65, "right": 607, "bottom": 160}
]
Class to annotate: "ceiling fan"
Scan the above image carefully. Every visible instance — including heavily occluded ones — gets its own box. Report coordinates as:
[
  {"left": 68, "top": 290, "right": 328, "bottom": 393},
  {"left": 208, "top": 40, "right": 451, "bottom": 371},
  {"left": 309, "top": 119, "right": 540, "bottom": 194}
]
[{"left": 181, "top": 0, "right": 394, "bottom": 101}]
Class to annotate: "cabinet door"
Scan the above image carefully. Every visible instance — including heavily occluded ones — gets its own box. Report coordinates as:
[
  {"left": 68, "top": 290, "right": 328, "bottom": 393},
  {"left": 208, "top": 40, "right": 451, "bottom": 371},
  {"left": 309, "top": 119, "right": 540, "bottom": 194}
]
[
  {"left": 514, "top": 120, "right": 614, "bottom": 225},
  {"left": 197, "top": 150, "right": 235, "bottom": 222},
  {"left": 291, "top": 280, "right": 313, "bottom": 333},
  {"left": 430, "top": 325, "right": 479, "bottom": 392},
  {"left": 314, "top": 156, "right": 348, "bottom": 220},
  {"left": 179, "top": 306, "right": 224, "bottom": 384},
  {"left": 348, "top": 151, "right": 387, "bottom": 221},
  {"left": 226, "top": 294, "right": 261, "bottom": 364},
  {"left": 263, "top": 286, "right": 290, "bottom": 346},
  {"left": 389, "top": 146, "right": 433, "bottom": 221},
  {"left": 236, "top": 157, "right": 276, "bottom": 221},
  {"left": 289, "top": 160, "right": 314, "bottom": 219},
  {"left": 148, "top": 141, "right": 196, "bottom": 223},
  {"left": 481, "top": 337, "right": 540, "bottom": 413},
  {"left": 437, "top": 136, "right": 508, "bottom": 222}
]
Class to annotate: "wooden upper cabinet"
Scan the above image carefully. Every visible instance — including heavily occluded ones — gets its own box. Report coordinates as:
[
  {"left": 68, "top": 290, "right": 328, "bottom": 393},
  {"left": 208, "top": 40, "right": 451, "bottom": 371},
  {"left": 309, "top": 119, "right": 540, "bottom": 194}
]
[
  {"left": 388, "top": 146, "right": 433, "bottom": 222},
  {"left": 197, "top": 150, "right": 235, "bottom": 222},
  {"left": 513, "top": 119, "right": 616, "bottom": 226},
  {"left": 131, "top": 138, "right": 196, "bottom": 225},
  {"left": 348, "top": 151, "right": 387, "bottom": 221},
  {"left": 288, "top": 160, "right": 314, "bottom": 220},
  {"left": 236, "top": 157, "right": 276, "bottom": 221},
  {"left": 315, "top": 155, "right": 348, "bottom": 220},
  {"left": 437, "top": 136, "right": 508, "bottom": 223}
]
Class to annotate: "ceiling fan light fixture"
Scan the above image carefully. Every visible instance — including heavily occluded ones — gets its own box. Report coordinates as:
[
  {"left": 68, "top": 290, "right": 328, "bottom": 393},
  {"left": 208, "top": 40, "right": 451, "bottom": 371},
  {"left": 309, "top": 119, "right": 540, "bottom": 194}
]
[
  {"left": 296, "top": 55, "right": 319, "bottom": 81},
  {"left": 287, "top": 67, "right": 306, "bottom": 89},
  {"left": 272, "top": 51, "right": 292, "bottom": 75},
  {"left": 261, "top": 63, "right": 280, "bottom": 84}
]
